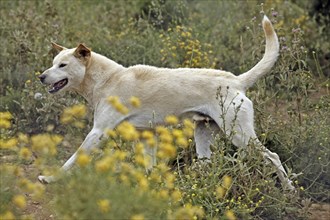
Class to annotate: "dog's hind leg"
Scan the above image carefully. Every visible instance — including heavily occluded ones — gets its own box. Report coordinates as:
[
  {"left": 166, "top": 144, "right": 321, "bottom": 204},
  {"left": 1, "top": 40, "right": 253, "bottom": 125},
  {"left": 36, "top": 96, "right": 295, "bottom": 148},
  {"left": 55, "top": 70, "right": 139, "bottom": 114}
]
[
  {"left": 193, "top": 116, "right": 220, "bottom": 159},
  {"left": 212, "top": 96, "right": 295, "bottom": 191}
]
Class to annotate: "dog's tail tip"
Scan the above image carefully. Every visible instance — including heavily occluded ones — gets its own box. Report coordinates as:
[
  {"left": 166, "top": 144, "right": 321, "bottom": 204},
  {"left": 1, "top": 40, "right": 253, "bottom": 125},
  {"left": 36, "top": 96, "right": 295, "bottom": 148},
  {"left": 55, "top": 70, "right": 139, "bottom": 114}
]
[
  {"left": 262, "top": 15, "right": 270, "bottom": 22},
  {"left": 262, "top": 15, "right": 275, "bottom": 38}
]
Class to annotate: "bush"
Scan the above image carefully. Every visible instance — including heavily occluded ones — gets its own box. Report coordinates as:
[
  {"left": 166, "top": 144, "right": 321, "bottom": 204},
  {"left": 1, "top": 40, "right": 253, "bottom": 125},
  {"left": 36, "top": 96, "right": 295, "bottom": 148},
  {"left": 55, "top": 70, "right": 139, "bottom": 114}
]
[{"left": 0, "top": 0, "right": 329, "bottom": 219}]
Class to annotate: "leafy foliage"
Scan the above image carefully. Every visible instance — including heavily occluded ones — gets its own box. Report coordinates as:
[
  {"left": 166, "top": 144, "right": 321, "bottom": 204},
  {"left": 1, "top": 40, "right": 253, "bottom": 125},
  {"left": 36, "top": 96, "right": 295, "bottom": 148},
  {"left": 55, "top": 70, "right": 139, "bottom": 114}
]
[{"left": 0, "top": 0, "right": 329, "bottom": 219}]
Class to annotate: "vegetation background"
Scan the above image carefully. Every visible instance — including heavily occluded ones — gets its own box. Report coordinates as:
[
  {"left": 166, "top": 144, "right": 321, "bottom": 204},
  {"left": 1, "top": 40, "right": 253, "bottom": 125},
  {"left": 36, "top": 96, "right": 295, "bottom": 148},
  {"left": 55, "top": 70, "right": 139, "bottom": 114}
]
[{"left": 0, "top": 0, "right": 329, "bottom": 219}]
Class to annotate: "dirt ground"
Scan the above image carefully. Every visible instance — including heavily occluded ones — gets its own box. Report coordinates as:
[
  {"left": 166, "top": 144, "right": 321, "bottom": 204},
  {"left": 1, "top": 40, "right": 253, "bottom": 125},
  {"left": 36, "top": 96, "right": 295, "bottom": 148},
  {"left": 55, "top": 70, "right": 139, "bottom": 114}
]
[
  {"left": 307, "top": 203, "right": 330, "bottom": 220},
  {"left": 22, "top": 179, "right": 330, "bottom": 220}
]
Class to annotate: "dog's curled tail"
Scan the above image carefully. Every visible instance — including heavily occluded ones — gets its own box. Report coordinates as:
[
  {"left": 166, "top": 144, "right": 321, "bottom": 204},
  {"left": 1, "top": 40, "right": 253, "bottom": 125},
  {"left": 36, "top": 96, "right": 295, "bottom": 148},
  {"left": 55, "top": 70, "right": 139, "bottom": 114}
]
[{"left": 238, "top": 15, "right": 279, "bottom": 91}]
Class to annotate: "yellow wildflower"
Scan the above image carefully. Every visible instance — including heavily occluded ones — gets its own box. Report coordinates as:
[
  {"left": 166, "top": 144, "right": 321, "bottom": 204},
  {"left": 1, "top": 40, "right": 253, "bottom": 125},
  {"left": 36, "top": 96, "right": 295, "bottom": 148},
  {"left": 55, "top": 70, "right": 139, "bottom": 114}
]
[
  {"left": 31, "top": 134, "right": 62, "bottom": 155},
  {"left": 106, "top": 129, "right": 117, "bottom": 138},
  {"left": 146, "top": 138, "right": 156, "bottom": 147},
  {"left": 131, "top": 214, "right": 144, "bottom": 220},
  {"left": 171, "top": 190, "right": 182, "bottom": 202},
  {"left": 0, "top": 211, "right": 15, "bottom": 220},
  {"left": 0, "top": 138, "right": 18, "bottom": 149},
  {"left": 119, "top": 174, "right": 130, "bottom": 185},
  {"left": 135, "top": 155, "right": 148, "bottom": 167},
  {"left": 172, "top": 129, "right": 183, "bottom": 138},
  {"left": 173, "top": 204, "right": 204, "bottom": 220},
  {"left": 176, "top": 137, "right": 188, "bottom": 148},
  {"left": 183, "top": 119, "right": 194, "bottom": 129},
  {"left": 165, "top": 115, "right": 179, "bottom": 125},
  {"left": 223, "top": 175, "right": 232, "bottom": 189},
  {"left": 182, "top": 119, "right": 194, "bottom": 137},
  {"left": 19, "top": 147, "right": 32, "bottom": 160},
  {"left": 141, "top": 130, "right": 154, "bottom": 139},
  {"left": 95, "top": 157, "right": 113, "bottom": 173},
  {"left": 155, "top": 126, "right": 168, "bottom": 134},
  {"left": 113, "top": 150, "right": 127, "bottom": 161},
  {"left": 225, "top": 210, "right": 236, "bottom": 220},
  {"left": 107, "top": 96, "right": 129, "bottom": 115},
  {"left": 18, "top": 133, "right": 29, "bottom": 143},
  {"left": 0, "top": 111, "right": 12, "bottom": 120},
  {"left": 149, "top": 172, "right": 162, "bottom": 183},
  {"left": 61, "top": 104, "right": 86, "bottom": 124},
  {"left": 159, "top": 132, "right": 173, "bottom": 144},
  {"left": 13, "top": 194, "right": 26, "bottom": 209},
  {"left": 216, "top": 186, "right": 226, "bottom": 199},
  {"left": 165, "top": 173, "right": 175, "bottom": 189},
  {"left": 77, "top": 153, "right": 90, "bottom": 167},
  {"left": 135, "top": 142, "right": 145, "bottom": 155},
  {"left": 138, "top": 177, "right": 149, "bottom": 190},
  {"left": 117, "top": 121, "right": 139, "bottom": 141},
  {"left": 130, "top": 96, "right": 141, "bottom": 108},
  {"left": 158, "top": 189, "right": 169, "bottom": 199},
  {"left": 0, "top": 119, "right": 11, "bottom": 129},
  {"left": 97, "top": 199, "right": 110, "bottom": 213},
  {"left": 158, "top": 143, "right": 176, "bottom": 159},
  {"left": 31, "top": 183, "right": 45, "bottom": 200}
]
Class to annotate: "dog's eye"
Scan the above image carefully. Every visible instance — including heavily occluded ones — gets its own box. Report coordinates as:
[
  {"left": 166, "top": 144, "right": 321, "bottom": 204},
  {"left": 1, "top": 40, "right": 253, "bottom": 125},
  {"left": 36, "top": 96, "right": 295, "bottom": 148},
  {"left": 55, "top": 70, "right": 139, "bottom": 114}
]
[{"left": 59, "top": 63, "right": 67, "bottom": 68}]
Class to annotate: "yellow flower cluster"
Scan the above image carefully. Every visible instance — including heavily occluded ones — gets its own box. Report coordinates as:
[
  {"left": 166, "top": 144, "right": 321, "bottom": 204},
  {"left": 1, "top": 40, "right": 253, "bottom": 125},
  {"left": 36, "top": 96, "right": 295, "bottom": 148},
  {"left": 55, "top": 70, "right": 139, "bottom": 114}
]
[
  {"left": 95, "top": 150, "right": 127, "bottom": 173},
  {"left": 160, "top": 26, "right": 216, "bottom": 68},
  {"left": 108, "top": 96, "right": 129, "bottom": 115},
  {"left": 97, "top": 199, "right": 111, "bottom": 213},
  {"left": 216, "top": 175, "right": 232, "bottom": 199},
  {"left": 129, "top": 96, "right": 141, "bottom": 108},
  {"left": 165, "top": 115, "right": 179, "bottom": 125},
  {"left": 225, "top": 210, "right": 236, "bottom": 220},
  {"left": 0, "top": 211, "right": 15, "bottom": 219},
  {"left": 77, "top": 152, "right": 91, "bottom": 167},
  {"left": 31, "top": 133, "right": 63, "bottom": 155},
  {"left": 0, "top": 138, "right": 18, "bottom": 149},
  {"left": 0, "top": 111, "right": 12, "bottom": 129},
  {"left": 19, "top": 147, "right": 32, "bottom": 160},
  {"left": 60, "top": 104, "right": 87, "bottom": 128},
  {"left": 141, "top": 130, "right": 156, "bottom": 147},
  {"left": 19, "top": 177, "right": 45, "bottom": 200},
  {"left": 12, "top": 194, "right": 27, "bottom": 209},
  {"left": 130, "top": 214, "right": 144, "bottom": 220},
  {"left": 108, "top": 96, "right": 142, "bottom": 115},
  {"left": 117, "top": 121, "right": 139, "bottom": 141},
  {"left": 171, "top": 203, "right": 204, "bottom": 220}
]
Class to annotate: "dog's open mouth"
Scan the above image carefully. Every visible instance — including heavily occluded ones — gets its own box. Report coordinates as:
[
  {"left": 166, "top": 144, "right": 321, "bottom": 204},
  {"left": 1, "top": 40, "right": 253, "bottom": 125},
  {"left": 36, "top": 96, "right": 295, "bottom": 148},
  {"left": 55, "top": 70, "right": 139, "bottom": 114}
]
[{"left": 49, "top": 78, "right": 68, "bottom": 93}]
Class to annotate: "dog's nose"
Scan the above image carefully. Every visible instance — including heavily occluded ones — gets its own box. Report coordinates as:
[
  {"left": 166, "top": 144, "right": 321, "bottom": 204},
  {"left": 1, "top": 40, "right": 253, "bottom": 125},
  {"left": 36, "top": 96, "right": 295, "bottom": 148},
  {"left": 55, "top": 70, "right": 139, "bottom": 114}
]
[{"left": 38, "top": 74, "right": 46, "bottom": 83}]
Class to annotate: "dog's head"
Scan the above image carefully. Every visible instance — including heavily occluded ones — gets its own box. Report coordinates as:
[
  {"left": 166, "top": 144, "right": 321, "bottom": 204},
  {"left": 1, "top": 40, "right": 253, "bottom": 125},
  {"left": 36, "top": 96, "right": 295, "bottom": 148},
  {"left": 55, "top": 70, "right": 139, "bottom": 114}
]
[{"left": 39, "top": 43, "right": 91, "bottom": 94}]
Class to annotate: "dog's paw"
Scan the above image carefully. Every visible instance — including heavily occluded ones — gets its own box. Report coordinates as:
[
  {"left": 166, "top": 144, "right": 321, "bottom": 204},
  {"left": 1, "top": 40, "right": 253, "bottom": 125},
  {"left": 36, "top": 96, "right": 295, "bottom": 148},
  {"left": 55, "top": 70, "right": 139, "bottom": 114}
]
[
  {"left": 38, "top": 175, "right": 55, "bottom": 184},
  {"left": 284, "top": 180, "right": 298, "bottom": 194}
]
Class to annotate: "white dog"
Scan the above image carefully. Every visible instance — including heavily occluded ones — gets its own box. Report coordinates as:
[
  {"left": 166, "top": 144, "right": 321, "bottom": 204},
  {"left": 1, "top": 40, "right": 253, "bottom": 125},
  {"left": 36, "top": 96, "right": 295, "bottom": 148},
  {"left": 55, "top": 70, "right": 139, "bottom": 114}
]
[{"left": 38, "top": 16, "right": 295, "bottom": 190}]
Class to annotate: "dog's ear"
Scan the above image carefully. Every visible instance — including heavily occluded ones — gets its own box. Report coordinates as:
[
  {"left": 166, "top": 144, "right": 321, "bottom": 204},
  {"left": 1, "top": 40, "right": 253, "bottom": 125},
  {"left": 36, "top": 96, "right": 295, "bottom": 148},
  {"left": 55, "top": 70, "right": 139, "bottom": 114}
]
[
  {"left": 74, "top": 44, "right": 91, "bottom": 61},
  {"left": 51, "top": 42, "right": 66, "bottom": 52}
]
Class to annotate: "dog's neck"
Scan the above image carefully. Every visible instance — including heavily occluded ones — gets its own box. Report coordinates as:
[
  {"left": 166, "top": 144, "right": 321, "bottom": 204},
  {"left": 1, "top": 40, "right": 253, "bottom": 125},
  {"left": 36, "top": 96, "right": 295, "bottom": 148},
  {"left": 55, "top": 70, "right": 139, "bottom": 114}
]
[{"left": 74, "top": 52, "right": 125, "bottom": 107}]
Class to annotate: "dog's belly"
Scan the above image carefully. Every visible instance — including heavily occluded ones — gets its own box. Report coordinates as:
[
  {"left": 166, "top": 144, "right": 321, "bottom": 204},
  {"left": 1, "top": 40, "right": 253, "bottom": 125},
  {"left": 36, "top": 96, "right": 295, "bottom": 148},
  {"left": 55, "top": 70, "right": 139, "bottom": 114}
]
[{"left": 126, "top": 106, "right": 213, "bottom": 130}]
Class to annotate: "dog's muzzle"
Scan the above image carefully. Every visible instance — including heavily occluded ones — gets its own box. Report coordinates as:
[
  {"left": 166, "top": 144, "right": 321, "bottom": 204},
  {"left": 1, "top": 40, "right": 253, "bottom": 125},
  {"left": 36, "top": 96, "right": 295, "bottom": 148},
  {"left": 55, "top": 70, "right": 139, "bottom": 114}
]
[{"left": 38, "top": 74, "right": 68, "bottom": 93}]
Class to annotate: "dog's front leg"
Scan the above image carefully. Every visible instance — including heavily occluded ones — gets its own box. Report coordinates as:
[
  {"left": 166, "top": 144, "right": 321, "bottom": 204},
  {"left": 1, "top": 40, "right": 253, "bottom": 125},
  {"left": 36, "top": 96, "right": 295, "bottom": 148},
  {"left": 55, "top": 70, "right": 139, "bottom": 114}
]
[
  {"left": 62, "top": 128, "right": 103, "bottom": 171},
  {"left": 38, "top": 127, "right": 103, "bottom": 183}
]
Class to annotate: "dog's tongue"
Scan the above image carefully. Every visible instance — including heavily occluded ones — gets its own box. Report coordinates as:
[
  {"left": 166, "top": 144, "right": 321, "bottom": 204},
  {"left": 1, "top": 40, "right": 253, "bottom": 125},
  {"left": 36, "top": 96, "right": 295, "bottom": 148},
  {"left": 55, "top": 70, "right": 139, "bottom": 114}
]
[
  {"left": 49, "top": 79, "right": 68, "bottom": 93},
  {"left": 55, "top": 80, "right": 66, "bottom": 88}
]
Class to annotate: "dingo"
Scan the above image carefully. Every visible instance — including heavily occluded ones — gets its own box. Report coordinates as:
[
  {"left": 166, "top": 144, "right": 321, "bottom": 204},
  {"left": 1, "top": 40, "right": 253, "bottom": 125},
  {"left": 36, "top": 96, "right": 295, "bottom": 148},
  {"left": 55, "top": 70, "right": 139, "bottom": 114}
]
[{"left": 38, "top": 16, "right": 295, "bottom": 190}]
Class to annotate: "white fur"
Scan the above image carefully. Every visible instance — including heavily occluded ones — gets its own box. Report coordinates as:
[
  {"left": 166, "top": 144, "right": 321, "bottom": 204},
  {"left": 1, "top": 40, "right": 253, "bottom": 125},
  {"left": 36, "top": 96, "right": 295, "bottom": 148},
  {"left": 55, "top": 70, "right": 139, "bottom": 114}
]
[{"left": 38, "top": 16, "right": 295, "bottom": 191}]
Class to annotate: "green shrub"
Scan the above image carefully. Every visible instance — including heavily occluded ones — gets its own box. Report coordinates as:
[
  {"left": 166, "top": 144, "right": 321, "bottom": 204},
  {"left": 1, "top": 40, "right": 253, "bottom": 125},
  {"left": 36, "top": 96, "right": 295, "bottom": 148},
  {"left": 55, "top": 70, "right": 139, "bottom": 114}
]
[{"left": 1, "top": 0, "right": 329, "bottom": 219}]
